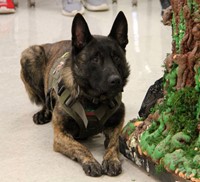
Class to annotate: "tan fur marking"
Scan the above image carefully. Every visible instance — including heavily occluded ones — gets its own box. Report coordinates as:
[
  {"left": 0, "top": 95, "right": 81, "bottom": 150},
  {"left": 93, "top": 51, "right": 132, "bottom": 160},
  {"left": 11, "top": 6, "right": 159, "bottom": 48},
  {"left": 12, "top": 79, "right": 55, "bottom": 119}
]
[{"left": 103, "top": 118, "right": 124, "bottom": 161}]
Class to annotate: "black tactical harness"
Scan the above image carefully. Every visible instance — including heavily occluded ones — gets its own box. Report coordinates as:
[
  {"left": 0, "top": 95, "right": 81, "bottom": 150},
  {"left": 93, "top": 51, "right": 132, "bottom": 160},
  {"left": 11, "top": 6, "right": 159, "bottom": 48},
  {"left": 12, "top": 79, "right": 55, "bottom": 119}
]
[{"left": 47, "top": 52, "right": 122, "bottom": 139}]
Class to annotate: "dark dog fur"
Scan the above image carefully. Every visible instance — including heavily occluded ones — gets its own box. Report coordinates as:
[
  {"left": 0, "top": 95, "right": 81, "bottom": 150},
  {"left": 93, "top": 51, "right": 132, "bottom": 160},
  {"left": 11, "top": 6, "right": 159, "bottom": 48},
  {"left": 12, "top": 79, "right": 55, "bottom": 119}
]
[{"left": 20, "top": 12, "right": 130, "bottom": 177}]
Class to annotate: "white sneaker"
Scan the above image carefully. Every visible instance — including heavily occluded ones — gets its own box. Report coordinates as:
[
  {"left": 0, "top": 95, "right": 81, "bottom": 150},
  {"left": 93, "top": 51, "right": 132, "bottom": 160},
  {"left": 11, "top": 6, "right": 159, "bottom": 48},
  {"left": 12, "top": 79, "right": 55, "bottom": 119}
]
[
  {"left": 81, "top": 0, "right": 109, "bottom": 11},
  {"left": 62, "top": 0, "right": 85, "bottom": 16}
]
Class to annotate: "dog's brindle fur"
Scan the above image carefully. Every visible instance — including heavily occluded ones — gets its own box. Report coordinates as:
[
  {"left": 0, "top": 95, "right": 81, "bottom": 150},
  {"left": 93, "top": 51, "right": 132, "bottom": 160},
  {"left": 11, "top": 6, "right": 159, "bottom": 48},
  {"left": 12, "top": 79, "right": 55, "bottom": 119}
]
[{"left": 20, "top": 12, "right": 130, "bottom": 177}]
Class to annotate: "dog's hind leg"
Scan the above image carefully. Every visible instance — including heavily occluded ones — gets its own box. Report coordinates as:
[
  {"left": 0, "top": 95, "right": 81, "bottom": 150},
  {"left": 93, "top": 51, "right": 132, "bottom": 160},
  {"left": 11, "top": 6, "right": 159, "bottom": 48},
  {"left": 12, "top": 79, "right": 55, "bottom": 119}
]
[{"left": 20, "top": 45, "right": 51, "bottom": 124}]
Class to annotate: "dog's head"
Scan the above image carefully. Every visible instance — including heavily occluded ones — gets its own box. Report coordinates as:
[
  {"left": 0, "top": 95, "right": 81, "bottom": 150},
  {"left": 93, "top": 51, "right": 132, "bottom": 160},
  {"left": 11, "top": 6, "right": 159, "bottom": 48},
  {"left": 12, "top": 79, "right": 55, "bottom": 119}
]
[{"left": 71, "top": 12, "right": 130, "bottom": 99}]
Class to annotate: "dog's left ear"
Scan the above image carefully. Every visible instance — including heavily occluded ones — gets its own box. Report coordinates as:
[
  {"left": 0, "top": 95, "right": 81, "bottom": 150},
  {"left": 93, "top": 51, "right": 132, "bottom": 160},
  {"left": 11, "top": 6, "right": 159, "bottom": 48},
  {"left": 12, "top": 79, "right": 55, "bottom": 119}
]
[
  {"left": 108, "top": 11, "right": 128, "bottom": 50},
  {"left": 72, "top": 13, "right": 93, "bottom": 53}
]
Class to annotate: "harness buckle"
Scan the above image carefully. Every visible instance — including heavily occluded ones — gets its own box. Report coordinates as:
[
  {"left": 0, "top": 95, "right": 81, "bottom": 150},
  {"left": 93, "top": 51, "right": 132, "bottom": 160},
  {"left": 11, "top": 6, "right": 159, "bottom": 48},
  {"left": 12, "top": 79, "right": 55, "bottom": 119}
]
[
  {"left": 58, "top": 84, "right": 65, "bottom": 96},
  {"left": 65, "top": 96, "right": 74, "bottom": 107},
  {"left": 109, "top": 99, "right": 118, "bottom": 109}
]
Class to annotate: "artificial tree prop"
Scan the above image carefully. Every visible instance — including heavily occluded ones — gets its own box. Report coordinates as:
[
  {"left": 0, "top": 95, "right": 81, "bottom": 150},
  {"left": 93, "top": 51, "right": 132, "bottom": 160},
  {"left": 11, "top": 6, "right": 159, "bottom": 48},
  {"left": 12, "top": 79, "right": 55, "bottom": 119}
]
[{"left": 120, "top": 0, "right": 200, "bottom": 181}]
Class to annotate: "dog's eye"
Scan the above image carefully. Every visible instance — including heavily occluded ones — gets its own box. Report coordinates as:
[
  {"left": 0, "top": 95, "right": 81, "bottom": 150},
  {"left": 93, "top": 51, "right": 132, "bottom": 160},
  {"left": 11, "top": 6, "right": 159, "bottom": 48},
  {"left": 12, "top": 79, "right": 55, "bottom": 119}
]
[
  {"left": 113, "top": 55, "right": 120, "bottom": 64},
  {"left": 91, "top": 55, "right": 100, "bottom": 64}
]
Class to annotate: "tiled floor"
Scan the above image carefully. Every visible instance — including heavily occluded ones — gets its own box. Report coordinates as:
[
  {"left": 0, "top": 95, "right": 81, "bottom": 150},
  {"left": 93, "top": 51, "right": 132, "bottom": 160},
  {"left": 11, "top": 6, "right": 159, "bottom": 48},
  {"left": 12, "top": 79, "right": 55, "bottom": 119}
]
[{"left": 0, "top": 0, "right": 172, "bottom": 181}]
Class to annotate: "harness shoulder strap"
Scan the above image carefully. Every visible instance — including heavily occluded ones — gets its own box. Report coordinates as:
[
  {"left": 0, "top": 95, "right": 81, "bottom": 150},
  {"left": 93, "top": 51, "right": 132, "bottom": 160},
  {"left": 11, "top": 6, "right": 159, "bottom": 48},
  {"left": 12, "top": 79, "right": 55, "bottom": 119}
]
[
  {"left": 58, "top": 89, "right": 87, "bottom": 130},
  {"left": 48, "top": 52, "right": 69, "bottom": 91}
]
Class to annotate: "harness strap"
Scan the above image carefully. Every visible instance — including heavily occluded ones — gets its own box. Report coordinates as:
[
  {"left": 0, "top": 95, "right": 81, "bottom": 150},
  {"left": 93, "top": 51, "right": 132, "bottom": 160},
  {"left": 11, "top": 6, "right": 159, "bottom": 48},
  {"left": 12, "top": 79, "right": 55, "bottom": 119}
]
[
  {"left": 58, "top": 88, "right": 122, "bottom": 139},
  {"left": 48, "top": 52, "right": 69, "bottom": 91},
  {"left": 58, "top": 89, "right": 86, "bottom": 134},
  {"left": 94, "top": 94, "right": 122, "bottom": 123},
  {"left": 59, "top": 89, "right": 88, "bottom": 128}
]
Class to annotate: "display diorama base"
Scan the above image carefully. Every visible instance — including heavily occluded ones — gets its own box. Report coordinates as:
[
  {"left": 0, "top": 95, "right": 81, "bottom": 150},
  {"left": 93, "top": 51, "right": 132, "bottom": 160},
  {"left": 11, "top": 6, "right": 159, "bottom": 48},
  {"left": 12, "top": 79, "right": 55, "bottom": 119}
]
[
  {"left": 120, "top": 136, "right": 189, "bottom": 182},
  {"left": 119, "top": 1, "right": 200, "bottom": 182}
]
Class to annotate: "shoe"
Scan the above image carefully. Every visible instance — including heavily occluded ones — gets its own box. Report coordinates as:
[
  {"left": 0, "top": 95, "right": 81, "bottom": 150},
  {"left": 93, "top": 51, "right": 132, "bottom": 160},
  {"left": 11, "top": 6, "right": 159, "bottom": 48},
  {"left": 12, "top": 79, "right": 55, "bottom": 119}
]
[
  {"left": 81, "top": 0, "right": 109, "bottom": 11},
  {"left": 0, "top": 0, "right": 15, "bottom": 14},
  {"left": 62, "top": 0, "right": 85, "bottom": 16}
]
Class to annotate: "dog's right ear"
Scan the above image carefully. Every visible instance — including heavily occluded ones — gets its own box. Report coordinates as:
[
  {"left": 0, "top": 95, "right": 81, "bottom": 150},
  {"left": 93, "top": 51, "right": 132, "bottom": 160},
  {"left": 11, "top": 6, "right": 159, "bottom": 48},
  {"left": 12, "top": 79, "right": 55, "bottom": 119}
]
[
  {"left": 108, "top": 11, "right": 128, "bottom": 50},
  {"left": 72, "top": 13, "right": 93, "bottom": 54}
]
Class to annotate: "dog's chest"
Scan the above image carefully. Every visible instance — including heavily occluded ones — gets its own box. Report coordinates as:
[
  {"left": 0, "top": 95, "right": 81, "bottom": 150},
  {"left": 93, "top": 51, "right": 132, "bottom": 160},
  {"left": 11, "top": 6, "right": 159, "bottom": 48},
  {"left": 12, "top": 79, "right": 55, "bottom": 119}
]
[
  {"left": 59, "top": 94, "right": 121, "bottom": 139},
  {"left": 47, "top": 52, "right": 122, "bottom": 139}
]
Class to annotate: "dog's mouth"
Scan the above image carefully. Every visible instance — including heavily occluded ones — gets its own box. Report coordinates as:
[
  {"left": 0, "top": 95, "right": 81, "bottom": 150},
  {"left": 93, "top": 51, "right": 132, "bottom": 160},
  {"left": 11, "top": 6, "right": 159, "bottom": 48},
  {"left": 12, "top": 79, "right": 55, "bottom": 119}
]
[
  {"left": 98, "top": 81, "right": 123, "bottom": 97},
  {"left": 79, "top": 78, "right": 123, "bottom": 102},
  {"left": 81, "top": 86, "right": 122, "bottom": 103}
]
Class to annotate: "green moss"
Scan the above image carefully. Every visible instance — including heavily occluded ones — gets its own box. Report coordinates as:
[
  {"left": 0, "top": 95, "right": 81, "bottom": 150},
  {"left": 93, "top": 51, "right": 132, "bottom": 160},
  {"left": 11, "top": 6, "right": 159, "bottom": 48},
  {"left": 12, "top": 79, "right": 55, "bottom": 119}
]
[
  {"left": 172, "top": 13, "right": 179, "bottom": 52},
  {"left": 155, "top": 163, "right": 166, "bottom": 174},
  {"left": 194, "top": 66, "right": 200, "bottom": 92},
  {"left": 168, "top": 87, "right": 199, "bottom": 138},
  {"left": 137, "top": 1, "right": 200, "bottom": 179},
  {"left": 187, "top": 0, "right": 193, "bottom": 11},
  {"left": 122, "top": 2, "right": 200, "bottom": 179},
  {"left": 162, "top": 149, "right": 185, "bottom": 171},
  {"left": 193, "top": 0, "right": 199, "bottom": 12},
  {"left": 140, "top": 87, "right": 200, "bottom": 172},
  {"left": 151, "top": 134, "right": 172, "bottom": 161},
  {"left": 196, "top": 101, "right": 200, "bottom": 119},
  {"left": 122, "top": 121, "right": 136, "bottom": 136},
  {"left": 153, "top": 87, "right": 199, "bottom": 137},
  {"left": 171, "top": 7, "right": 186, "bottom": 53},
  {"left": 163, "top": 64, "right": 178, "bottom": 94},
  {"left": 178, "top": 9, "right": 186, "bottom": 53},
  {"left": 195, "top": 68, "right": 200, "bottom": 122}
]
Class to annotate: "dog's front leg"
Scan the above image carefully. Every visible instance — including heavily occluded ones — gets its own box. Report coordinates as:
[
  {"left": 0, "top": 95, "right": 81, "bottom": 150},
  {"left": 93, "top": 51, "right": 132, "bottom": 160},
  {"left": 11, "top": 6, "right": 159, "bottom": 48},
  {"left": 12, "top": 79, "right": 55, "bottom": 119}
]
[
  {"left": 102, "top": 116, "right": 124, "bottom": 176},
  {"left": 53, "top": 115, "right": 102, "bottom": 177}
]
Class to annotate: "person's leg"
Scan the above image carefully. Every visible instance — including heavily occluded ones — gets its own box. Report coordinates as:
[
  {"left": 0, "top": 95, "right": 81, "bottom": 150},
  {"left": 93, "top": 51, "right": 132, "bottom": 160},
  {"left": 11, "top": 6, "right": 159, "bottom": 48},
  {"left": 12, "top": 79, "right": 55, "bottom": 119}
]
[
  {"left": 62, "top": 0, "right": 84, "bottom": 16},
  {"left": 82, "top": 0, "right": 109, "bottom": 11},
  {"left": 0, "top": 0, "right": 15, "bottom": 14}
]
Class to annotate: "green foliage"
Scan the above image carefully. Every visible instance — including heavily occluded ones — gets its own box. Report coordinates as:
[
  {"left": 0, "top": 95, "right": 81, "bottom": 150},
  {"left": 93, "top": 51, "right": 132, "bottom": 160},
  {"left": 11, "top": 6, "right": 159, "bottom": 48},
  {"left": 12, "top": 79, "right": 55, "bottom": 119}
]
[
  {"left": 139, "top": 1, "right": 200, "bottom": 179},
  {"left": 163, "top": 63, "right": 178, "bottom": 94},
  {"left": 155, "top": 163, "right": 166, "bottom": 174},
  {"left": 178, "top": 9, "right": 186, "bottom": 53},
  {"left": 122, "top": 122, "right": 135, "bottom": 136},
  {"left": 172, "top": 13, "right": 179, "bottom": 52},
  {"left": 168, "top": 87, "right": 199, "bottom": 138},
  {"left": 172, "top": 7, "right": 186, "bottom": 53},
  {"left": 193, "top": 0, "right": 199, "bottom": 12},
  {"left": 187, "top": 0, "right": 193, "bottom": 10},
  {"left": 194, "top": 66, "right": 200, "bottom": 92},
  {"left": 153, "top": 87, "right": 199, "bottom": 138}
]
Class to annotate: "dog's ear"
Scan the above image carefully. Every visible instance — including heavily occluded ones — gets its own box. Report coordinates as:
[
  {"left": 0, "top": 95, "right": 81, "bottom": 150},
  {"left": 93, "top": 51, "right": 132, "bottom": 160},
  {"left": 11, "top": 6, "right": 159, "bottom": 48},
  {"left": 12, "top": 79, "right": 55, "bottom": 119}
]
[
  {"left": 108, "top": 11, "right": 128, "bottom": 50},
  {"left": 72, "top": 13, "right": 93, "bottom": 53}
]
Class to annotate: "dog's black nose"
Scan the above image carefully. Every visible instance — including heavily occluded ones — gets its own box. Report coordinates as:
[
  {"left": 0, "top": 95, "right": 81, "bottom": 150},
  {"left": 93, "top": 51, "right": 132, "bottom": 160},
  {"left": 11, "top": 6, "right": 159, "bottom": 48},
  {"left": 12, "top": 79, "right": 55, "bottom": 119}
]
[{"left": 108, "top": 75, "right": 121, "bottom": 87}]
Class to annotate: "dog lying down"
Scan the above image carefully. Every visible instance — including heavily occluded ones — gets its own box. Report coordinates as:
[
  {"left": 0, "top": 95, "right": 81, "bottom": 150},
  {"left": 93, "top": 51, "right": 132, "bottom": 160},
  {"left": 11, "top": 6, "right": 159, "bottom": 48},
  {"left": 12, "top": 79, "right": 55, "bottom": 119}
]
[{"left": 20, "top": 11, "right": 130, "bottom": 177}]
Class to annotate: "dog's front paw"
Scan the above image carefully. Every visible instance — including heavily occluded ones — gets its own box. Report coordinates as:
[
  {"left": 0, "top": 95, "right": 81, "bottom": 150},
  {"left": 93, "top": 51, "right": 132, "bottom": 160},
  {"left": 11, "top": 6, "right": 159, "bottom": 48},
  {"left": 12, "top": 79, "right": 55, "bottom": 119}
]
[
  {"left": 102, "top": 159, "right": 122, "bottom": 176},
  {"left": 33, "top": 110, "right": 51, "bottom": 125},
  {"left": 82, "top": 160, "right": 102, "bottom": 177}
]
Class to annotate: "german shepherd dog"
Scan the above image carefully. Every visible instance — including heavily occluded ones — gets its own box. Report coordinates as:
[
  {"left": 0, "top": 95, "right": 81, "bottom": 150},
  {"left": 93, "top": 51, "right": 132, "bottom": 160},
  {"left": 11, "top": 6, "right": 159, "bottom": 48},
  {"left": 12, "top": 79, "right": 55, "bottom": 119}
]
[{"left": 20, "top": 11, "right": 130, "bottom": 177}]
